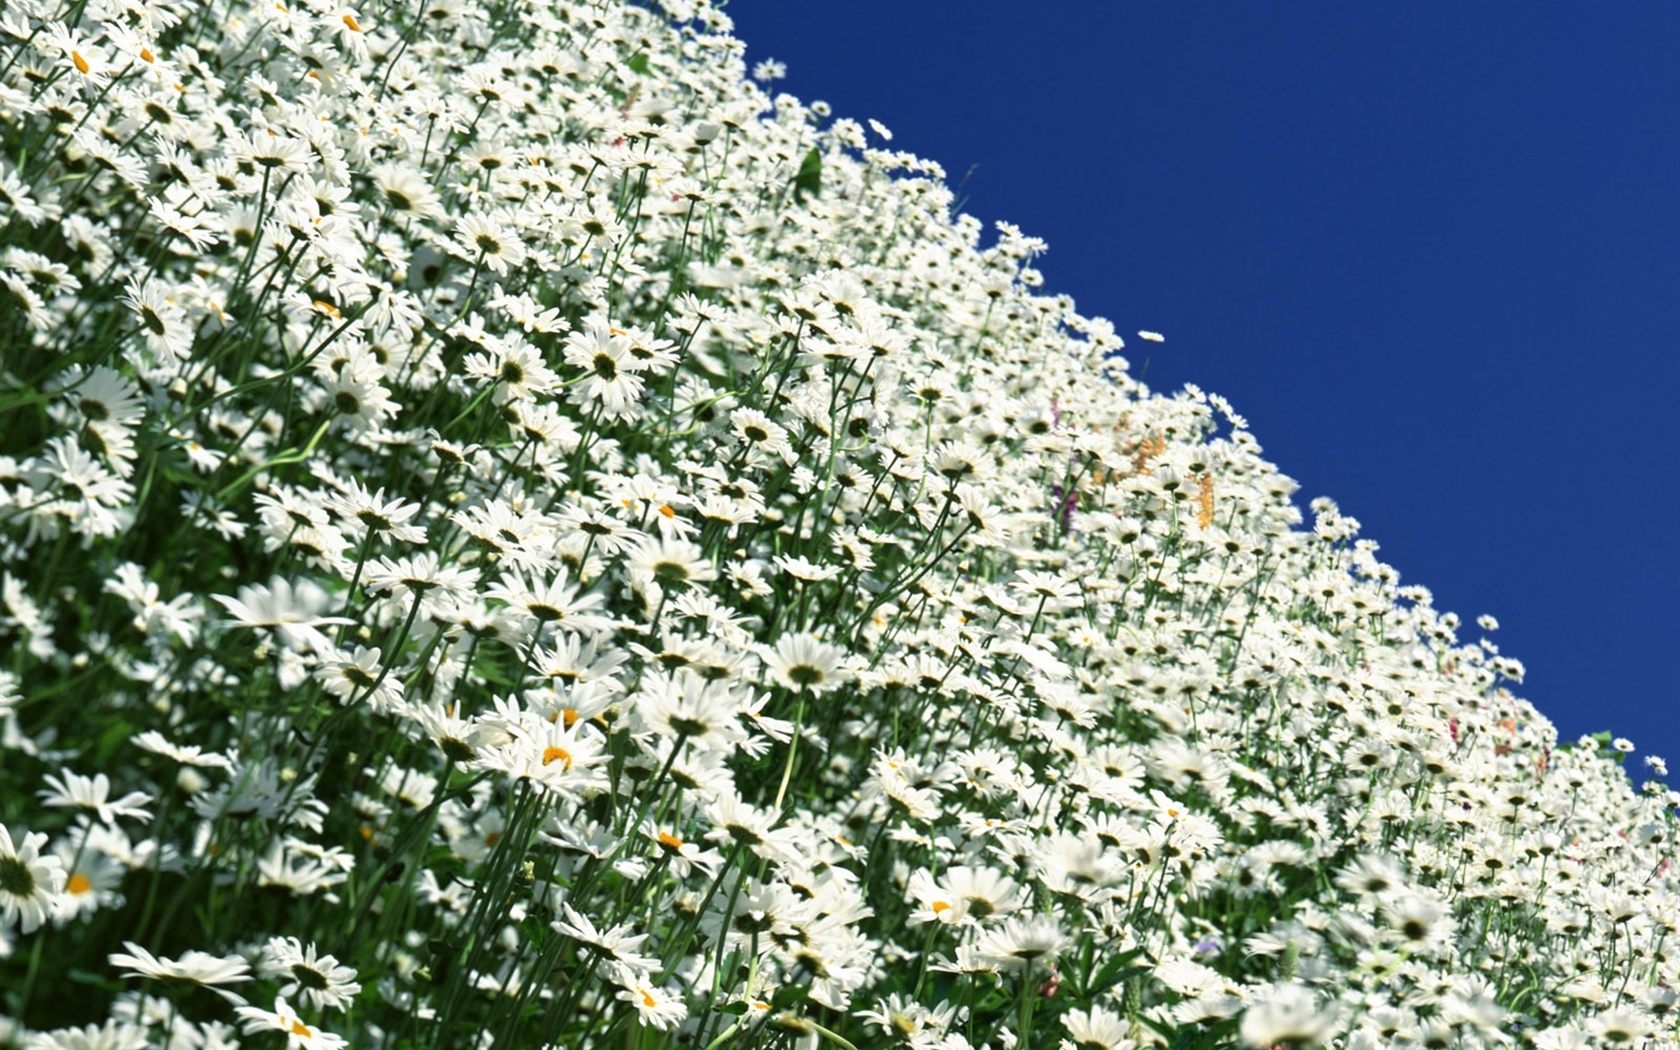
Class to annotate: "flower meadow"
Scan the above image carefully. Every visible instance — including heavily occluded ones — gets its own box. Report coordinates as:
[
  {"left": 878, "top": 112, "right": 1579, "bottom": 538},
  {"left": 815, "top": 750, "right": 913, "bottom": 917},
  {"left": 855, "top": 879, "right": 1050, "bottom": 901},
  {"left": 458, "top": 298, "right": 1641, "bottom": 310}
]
[{"left": 0, "top": 0, "right": 1674, "bottom": 1047}]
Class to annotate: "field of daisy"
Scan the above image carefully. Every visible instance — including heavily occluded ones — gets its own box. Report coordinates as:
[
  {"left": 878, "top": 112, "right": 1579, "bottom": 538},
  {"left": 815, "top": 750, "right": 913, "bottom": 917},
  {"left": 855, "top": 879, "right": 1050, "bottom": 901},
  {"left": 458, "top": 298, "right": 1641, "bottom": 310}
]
[{"left": 0, "top": 0, "right": 1675, "bottom": 1047}]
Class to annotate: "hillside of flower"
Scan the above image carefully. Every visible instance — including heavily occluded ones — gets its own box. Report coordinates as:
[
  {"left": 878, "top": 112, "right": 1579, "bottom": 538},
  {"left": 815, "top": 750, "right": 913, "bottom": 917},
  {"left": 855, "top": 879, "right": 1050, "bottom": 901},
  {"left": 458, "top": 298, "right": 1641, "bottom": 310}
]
[{"left": 0, "top": 1, "right": 1675, "bottom": 1048}]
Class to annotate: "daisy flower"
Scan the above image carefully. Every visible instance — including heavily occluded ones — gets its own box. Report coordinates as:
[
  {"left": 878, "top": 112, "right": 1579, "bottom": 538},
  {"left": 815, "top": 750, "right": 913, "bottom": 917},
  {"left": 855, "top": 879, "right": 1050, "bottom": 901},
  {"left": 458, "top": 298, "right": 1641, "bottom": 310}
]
[
  {"left": 945, "top": 865, "right": 1022, "bottom": 921},
  {"left": 315, "top": 646, "right": 402, "bottom": 712},
  {"left": 1061, "top": 1005, "right": 1132, "bottom": 1050},
  {"left": 453, "top": 212, "right": 527, "bottom": 275},
  {"left": 642, "top": 821, "right": 724, "bottom": 878},
  {"left": 364, "top": 553, "right": 479, "bottom": 599},
  {"left": 371, "top": 164, "right": 443, "bottom": 220},
  {"left": 486, "top": 719, "right": 608, "bottom": 801},
  {"left": 1239, "top": 984, "right": 1342, "bottom": 1049},
  {"left": 122, "top": 277, "right": 193, "bottom": 364},
  {"left": 324, "top": 369, "right": 397, "bottom": 432},
  {"left": 1587, "top": 1007, "right": 1656, "bottom": 1046},
  {"left": 110, "top": 941, "right": 252, "bottom": 1004},
  {"left": 325, "top": 480, "right": 426, "bottom": 544},
  {"left": 486, "top": 566, "right": 613, "bottom": 635},
  {"left": 563, "top": 320, "right": 647, "bottom": 420},
  {"left": 614, "top": 974, "right": 688, "bottom": 1032},
  {"left": 635, "top": 672, "right": 748, "bottom": 752},
  {"left": 463, "top": 335, "right": 559, "bottom": 403},
  {"left": 42, "top": 22, "right": 109, "bottom": 88},
  {"left": 702, "top": 791, "right": 801, "bottom": 863},
  {"left": 259, "top": 937, "right": 363, "bottom": 1013},
  {"left": 978, "top": 914, "right": 1067, "bottom": 971},
  {"left": 66, "top": 366, "right": 143, "bottom": 429},
  {"left": 235, "top": 996, "right": 347, "bottom": 1049},
  {"left": 729, "top": 407, "right": 793, "bottom": 462},
  {"left": 774, "top": 554, "right": 842, "bottom": 583},
  {"left": 628, "top": 537, "right": 715, "bottom": 591},
  {"left": 131, "top": 730, "right": 235, "bottom": 771},
  {"left": 38, "top": 770, "right": 154, "bottom": 826},
  {"left": 39, "top": 437, "right": 134, "bottom": 537},
  {"left": 550, "top": 904, "right": 661, "bottom": 972},
  {"left": 762, "top": 632, "right": 852, "bottom": 694},
  {"left": 0, "top": 823, "right": 65, "bottom": 934},
  {"left": 324, "top": 7, "right": 370, "bottom": 61},
  {"left": 51, "top": 839, "right": 125, "bottom": 924},
  {"left": 406, "top": 701, "right": 485, "bottom": 764},
  {"left": 211, "top": 577, "right": 353, "bottom": 654},
  {"left": 1384, "top": 892, "right": 1456, "bottom": 955},
  {"left": 235, "top": 127, "right": 311, "bottom": 174}
]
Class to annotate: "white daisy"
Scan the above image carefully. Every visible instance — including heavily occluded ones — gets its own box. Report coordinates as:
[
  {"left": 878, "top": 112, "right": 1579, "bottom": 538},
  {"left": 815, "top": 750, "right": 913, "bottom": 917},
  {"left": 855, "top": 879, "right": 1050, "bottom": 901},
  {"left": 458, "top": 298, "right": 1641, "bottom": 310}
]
[
  {"left": 563, "top": 320, "right": 648, "bottom": 420},
  {"left": 762, "top": 632, "right": 851, "bottom": 694},
  {"left": 0, "top": 823, "right": 65, "bottom": 934},
  {"left": 37, "top": 770, "right": 154, "bottom": 826},
  {"left": 122, "top": 277, "right": 193, "bottom": 364},
  {"left": 110, "top": 941, "right": 252, "bottom": 1004},
  {"left": 234, "top": 995, "right": 346, "bottom": 1049},
  {"left": 258, "top": 937, "right": 363, "bottom": 1013},
  {"left": 453, "top": 212, "right": 527, "bottom": 275}
]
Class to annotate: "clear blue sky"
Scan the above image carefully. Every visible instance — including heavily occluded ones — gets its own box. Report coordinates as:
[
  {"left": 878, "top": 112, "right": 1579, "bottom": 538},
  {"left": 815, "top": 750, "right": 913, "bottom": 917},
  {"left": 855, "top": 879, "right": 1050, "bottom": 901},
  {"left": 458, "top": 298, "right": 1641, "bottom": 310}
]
[{"left": 728, "top": 3, "right": 1680, "bottom": 773}]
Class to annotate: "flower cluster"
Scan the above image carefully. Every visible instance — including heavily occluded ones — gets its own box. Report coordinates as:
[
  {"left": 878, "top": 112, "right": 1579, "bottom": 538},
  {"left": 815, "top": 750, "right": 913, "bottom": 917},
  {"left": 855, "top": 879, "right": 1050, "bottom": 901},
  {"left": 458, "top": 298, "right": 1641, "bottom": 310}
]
[{"left": 0, "top": 1, "right": 1673, "bottom": 1049}]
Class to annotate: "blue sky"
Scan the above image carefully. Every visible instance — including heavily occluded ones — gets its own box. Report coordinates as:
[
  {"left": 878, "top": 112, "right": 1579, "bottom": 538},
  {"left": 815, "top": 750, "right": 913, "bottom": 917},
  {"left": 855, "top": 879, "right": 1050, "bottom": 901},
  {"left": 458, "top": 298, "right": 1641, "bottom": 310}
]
[{"left": 728, "top": 3, "right": 1680, "bottom": 773}]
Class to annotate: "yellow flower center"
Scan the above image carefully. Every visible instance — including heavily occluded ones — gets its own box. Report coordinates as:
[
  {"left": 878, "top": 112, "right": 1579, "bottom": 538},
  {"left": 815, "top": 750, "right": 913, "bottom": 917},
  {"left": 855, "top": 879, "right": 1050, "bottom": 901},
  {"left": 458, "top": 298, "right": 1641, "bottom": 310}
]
[{"left": 541, "top": 746, "right": 572, "bottom": 769}]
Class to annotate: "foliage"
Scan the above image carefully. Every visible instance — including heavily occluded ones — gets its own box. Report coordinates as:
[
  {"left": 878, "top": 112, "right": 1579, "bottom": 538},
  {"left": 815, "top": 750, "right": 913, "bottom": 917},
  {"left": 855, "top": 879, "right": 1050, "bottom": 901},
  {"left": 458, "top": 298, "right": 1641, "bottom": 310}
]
[{"left": 0, "top": 1, "right": 1673, "bottom": 1048}]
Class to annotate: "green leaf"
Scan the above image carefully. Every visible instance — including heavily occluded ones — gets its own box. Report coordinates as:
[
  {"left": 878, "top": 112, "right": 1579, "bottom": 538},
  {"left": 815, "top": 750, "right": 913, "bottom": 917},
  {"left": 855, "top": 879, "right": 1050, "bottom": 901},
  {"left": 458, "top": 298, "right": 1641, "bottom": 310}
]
[
  {"left": 1164, "top": 1018, "right": 1240, "bottom": 1050},
  {"left": 714, "top": 1000, "right": 749, "bottom": 1016},
  {"left": 771, "top": 983, "right": 811, "bottom": 1008},
  {"left": 428, "top": 938, "right": 458, "bottom": 984},
  {"left": 1590, "top": 730, "right": 1628, "bottom": 763},
  {"left": 793, "top": 147, "right": 822, "bottom": 200},
  {"left": 627, "top": 52, "right": 651, "bottom": 75},
  {"left": 1080, "top": 949, "right": 1150, "bottom": 999},
  {"left": 67, "top": 968, "right": 123, "bottom": 990},
  {"left": 96, "top": 717, "right": 136, "bottom": 764}
]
